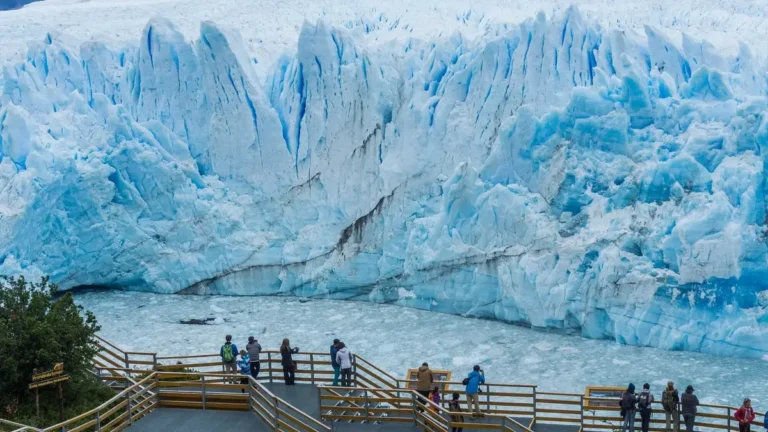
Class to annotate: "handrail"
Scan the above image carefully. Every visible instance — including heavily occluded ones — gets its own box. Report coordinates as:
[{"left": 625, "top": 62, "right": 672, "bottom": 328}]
[
  {"left": 399, "top": 377, "right": 537, "bottom": 388},
  {"left": 354, "top": 355, "right": 399, "bottom": 383},
  {"left": 15, "top": 334, "right": 767, "bottom": 432},
  {"left": 0, "top": 419, "right": 42, "bottom": 432},
  {"left": 93, "top": 335, "right": 126, "bottom": 356},
  {"left": 504, "top": 416, "right": 534, "bottom": 432},
  {"left": 41, "top": 372, "right": 157, "bottom": 431}
]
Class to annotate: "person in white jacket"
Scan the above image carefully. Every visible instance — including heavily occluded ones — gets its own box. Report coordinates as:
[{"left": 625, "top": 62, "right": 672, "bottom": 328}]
[{"left": 335, "top": 342, "right": 354, "bottom": 387}]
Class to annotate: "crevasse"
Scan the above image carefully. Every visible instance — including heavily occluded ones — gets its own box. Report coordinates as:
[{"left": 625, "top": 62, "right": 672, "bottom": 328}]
[{"left": 1, "top": 8, "right": 767, "bottom": 358}]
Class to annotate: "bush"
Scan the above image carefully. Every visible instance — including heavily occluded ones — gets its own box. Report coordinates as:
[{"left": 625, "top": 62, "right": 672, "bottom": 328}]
[{"left": 0, "top": 276, "right": 107, "bottom": 427}]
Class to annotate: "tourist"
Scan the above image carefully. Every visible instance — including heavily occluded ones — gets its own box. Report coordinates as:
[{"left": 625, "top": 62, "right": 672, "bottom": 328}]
[
  {"left": 620, "top": 383, "right": 637, "bottom": 432},
  {"left": 464, "top": 365, "right": 485, "bottom": 417},
  {"left": 237, "top": 349, "right": 250, "bottom": 393},
  {"left": 220, "top": 335, "right": 239, "bottom": 384},
  {"left": 637, "top": 383, "right": 655, "bottom": 432},
  {"left": 246, "top": 336, "right": 262, "bottom": 379},
  {"left": 681, "top": 386, "right": 699, "bottom": 432},
  {"left": 428, "top": 385, "right": 441, "bottom": 413},
  {"left": 735, "top": 399, "right": 756, "bottom": 432},
  {"left": 662, "top": 381, "right": 680, "bottom": 432},
  {"left": 416, "top": 362, "right": 434, "bottom": 412},
  {"left": 763, "top": 411, "right": 767, "bottom": 431},
  {"left": 448, "top": 392, "right": 465, "bottom": 432},
  {"left": 330, "top": 339, "right": 341, "bottom": 386},
  {"left": 335, "top": 342, "right": 354, "bottom": 387},
  {"left": 280, "top": 338, "right": 300, "bottom": 385}
]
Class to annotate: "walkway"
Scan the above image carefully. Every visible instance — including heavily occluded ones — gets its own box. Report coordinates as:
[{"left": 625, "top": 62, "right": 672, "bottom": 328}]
[
  {"left": 131, "top": 382, "right": 584, "bottom": 431},
  {"left": 127, "top": 408, "right": 267, "bottom": 431}
]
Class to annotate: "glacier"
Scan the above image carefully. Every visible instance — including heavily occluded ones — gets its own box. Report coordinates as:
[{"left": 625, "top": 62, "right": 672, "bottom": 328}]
[{"left": 1, "top": 8, "right": 768, "bottom": 358}]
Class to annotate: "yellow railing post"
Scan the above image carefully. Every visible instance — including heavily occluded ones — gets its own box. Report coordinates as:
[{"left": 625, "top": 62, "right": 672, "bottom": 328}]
[
  {"left": 273, "top": 397, "right": 280, "bottom": 432},
  {"left": 267, "top": 353, "right": 273, "bottom": 383},
  {"left": 201, "top": 375, "right": 206, "bottom": 410},
  {"left": 310, "top": 353, "right": 315, "bottom": 384},
  {"left": 486, "top": 383, "right": 491, "bottom": 413},
  {"left": 533, "top": 385, "right": 537, "bottom": 423},
  {"left": 352, "top": 354, "right": 358, "bottom": 387},
  {"left": 125, "top": 387, "right": 132, "bottom": 426}
]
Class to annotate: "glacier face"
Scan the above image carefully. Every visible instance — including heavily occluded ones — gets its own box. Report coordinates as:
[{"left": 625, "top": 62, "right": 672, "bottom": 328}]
[{"left": 1, "top": 9, "right": 768, "bottom": 358}]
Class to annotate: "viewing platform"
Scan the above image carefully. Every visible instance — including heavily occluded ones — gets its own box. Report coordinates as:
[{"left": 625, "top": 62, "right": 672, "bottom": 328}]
[{"left": 3, "top": 335, "right": 764, "bottom": 432}]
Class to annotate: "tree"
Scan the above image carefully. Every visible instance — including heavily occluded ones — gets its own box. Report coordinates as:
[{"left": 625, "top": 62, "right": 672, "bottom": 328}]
[{"left": 0, "top": 276, "right": 100, "bottom": 418}]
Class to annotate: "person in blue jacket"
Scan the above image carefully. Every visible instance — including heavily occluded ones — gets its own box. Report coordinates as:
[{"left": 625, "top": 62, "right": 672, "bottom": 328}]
[
  {"left": 763, "top": 411, "right": 767, "bottom": 431},
  {"left": 330, "top": 339, "right": 341, "bottom": 386},
  {"left": 464, "top": 365, "right": 485, "bottom": 417}
]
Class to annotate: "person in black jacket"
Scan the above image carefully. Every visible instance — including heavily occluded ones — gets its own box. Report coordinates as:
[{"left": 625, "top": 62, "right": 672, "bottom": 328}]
[
  {"left": 681, "top": 385, "right": 700, "bottom": 432},
  {"left": 280, "top": 338, "right": 299, "bottom": 385}
]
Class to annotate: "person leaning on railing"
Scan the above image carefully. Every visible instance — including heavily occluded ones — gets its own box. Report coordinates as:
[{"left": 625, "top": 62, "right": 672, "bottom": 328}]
[
  {"left": 246, "top": 336, "right": 262, "bottom": 379},
  {"left": 238, "top": 349, "right": 251, "bottom": 392},
  {"left": 335, "top": 342, "right": 353, "bottom": 387},
  {"left": 280, "top": 338, "right": 300, "bottom": 385},
  {"left": 220, "top": 334, "right": 239, "bottom": 384},
  {"left": 681, "top": 385, "right": 699, "bottom": 432},
  {"left": 619, "top": 383, "right": 637, "bottom": 432},
  {"left": 662, "top": 381, "right": 680, "bottom": 432},
  {"left": 330, "top": 339, "right": 341, "bottom": 386},
  {"left": 416, "top": 362, "right": 434, "bottom": 412},
  {"left": 463, "top": 365, "right": 485, "bottom": 418}
]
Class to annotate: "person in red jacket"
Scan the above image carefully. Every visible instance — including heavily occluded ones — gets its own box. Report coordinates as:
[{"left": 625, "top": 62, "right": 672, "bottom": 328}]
[{"left": 735, "top": 398, "right": 756, "bottom": 432}]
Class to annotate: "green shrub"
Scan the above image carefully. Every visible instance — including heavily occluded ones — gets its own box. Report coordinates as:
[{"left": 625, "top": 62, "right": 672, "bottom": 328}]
[{"left": 0, "top": 276, "right": 108, "bottom": 427}]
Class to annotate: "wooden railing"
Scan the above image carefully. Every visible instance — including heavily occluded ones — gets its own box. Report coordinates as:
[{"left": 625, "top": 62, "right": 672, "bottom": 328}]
[
  {"left": 6, "top": 336, "right": 766, "bottom": 432},
  {"left": 0, "top": 418, "right": 43, "bottom": 432},
  {"left": 38, "top": 372, "right": 158, "bottom": 432},
  {"left": 150, "top": 346, "right": 768, "bottom": 432},
  {"left": 152, "top": 371, "right": 330, "bottom": 431},
  {"left": 582, "top": 397, "right": 767, "bottom": 432},
  {"left": 318, "top": 385, "right": 536, "bottom": 432}
]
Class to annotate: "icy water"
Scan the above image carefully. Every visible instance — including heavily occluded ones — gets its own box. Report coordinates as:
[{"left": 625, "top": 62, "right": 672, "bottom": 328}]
[{"left": 74, "top": 291, "right": 768, "bottom": 409}]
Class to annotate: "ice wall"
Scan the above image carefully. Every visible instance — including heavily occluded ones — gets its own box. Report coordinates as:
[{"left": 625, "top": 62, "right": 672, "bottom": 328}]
[{"left": 1, "top": 8, "right": 767, "bottom": 358}]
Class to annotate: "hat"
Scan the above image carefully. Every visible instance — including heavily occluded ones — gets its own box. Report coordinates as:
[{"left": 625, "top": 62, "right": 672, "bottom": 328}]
[
  {"left": 248, "top": 336, "right": 255, "bottom": 343},
  {"left": 240, "top": 349, "right": 247, "bottom": 355},
  {"left": 667, "top": 381, "right": 674, "bottom": 387},
  {"left": 686, "top": 385, "right": 694, "bottom": 393}
]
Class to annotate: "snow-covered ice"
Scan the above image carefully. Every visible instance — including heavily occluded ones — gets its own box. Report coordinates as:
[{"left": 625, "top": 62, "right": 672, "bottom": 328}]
[
  {"left": 75, "top": 291, "right": 768, "bottom": 408},
  {"left": 1, "top": 1, "right": 768, "bottom": 359}
]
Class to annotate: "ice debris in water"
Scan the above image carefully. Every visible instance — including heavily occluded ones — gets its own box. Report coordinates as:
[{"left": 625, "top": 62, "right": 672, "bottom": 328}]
[{"left": 0, "top": 8, "right": 767, "bottom": 358}]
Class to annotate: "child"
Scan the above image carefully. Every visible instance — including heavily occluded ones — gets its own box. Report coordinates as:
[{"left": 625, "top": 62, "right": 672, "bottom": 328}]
[
  {"left": 428, "top": 386, "right": 441, "bottom": 413},
  {"left": 448, "top": 392, "right": 465, "bottom": 432},
  {"left": 237, "top": 349, "right": 251, "bottom": 393},
  {"left": 735, "top": 398, "right": 756, "bottom": 432}
]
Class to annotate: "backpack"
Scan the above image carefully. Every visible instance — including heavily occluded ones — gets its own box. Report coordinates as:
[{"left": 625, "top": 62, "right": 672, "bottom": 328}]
[
  {"left": 462, "top": 377, "right": 470, "bottom": 386},
  {"left": 222, "top": 344, "right": 235, "bottom": 363},
  {"left": 662, "top": 390, "right": 676, "bottom": 412},
  {"left": 638, "top": 392, "right": 651, "bottom": 411}
]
